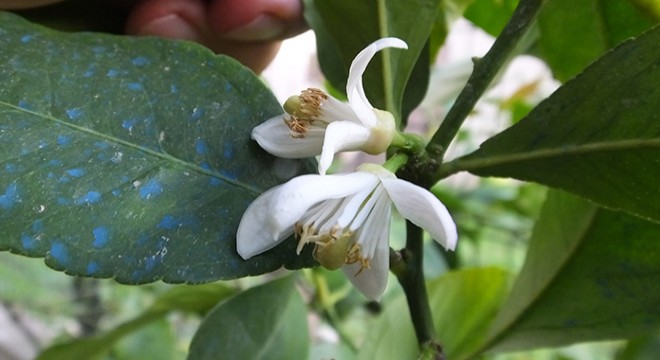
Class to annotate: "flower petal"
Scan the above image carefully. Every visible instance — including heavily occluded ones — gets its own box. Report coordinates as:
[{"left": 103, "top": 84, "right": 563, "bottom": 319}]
[
  {"left": 343, "top": 226, "right": 390, "bottom": 301},
  {"left": 269, "top": 172, "right": 379, "bottom": 239},
  {"left": 252, "top": 115, "right": 324, "bottom": 158},
  {"left": 237, "top": 185, "right": 290, "bottom": 259},
  {"left": 346, "top": 37, "right": 408, "bottom": 127},
  {"left": 380, "top": 178, "right": 457, "bottom": 251},
  {"left": 318, "top": 121, "right": 371, "bottom": 175}
]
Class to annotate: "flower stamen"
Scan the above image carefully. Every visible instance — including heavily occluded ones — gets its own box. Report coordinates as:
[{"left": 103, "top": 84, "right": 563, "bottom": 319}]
[{"left": 346, "top": 242, "right": 370, "bottom": 276}]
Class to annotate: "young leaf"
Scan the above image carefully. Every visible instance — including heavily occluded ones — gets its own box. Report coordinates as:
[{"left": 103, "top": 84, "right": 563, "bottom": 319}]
[
  {"left": 303, "top": 0, "right": 442, "bottom": 123},
  {"left": 477, "top": 191, "right": 660, "bottom": 354},
  {"left": 451, "top": 25, "right": 660, "bottom": 223},
  {"left": 0, "top": 12, "right": 316, "bottom": 283},
  {"left": 357, "top": 268, "right": 509, "bottom": 360},
  {"left": 537, "top": 0, "right": 657, "bottom": 82},
  {"left": 188, "top": 276, "right": 309, "bottom": 360}
]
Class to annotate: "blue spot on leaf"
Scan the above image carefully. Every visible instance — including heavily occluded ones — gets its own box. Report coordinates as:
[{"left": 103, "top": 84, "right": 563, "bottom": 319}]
[
  {"left": 18, "top": 100, "right": 33, "bottom": 110},
  {"left": 132, "top": 56, "right": 150, "bottom": 66},
  {"left": 57, "top": 135, "right": 72, "bottom": 146},
  {"left": 66, "top": 168, "right": 86, "bottom": 178},
  {"left": 75, "top": 191, "right": 102, "bottom": 205},
  {"left": 127, "top": 82, "right": 143, "bottom": 91},
  {"left": 122, "top": 119, "right": 136, "bottom": 130},
  {"left": 87, "top": 261, "right": 100, "bottom": 275},
  {"left": 92, "top": 226, "right": 110, "bottom": 248},
  {"left": 21, "top": 34, "right": 34, "bottom": 43},
  {"left": 66, "top": 108, "right": 83, "bottom": 120},
  {"left": 195, "top": 138, "right": 207, "bottom": 155},
  {"left": 210, "top": 177, "right": 222, "bottom": 187},
  {"left": 0, "top": 183, "right": 21, "bottom": 209},
  {"left": 48, "top": 159, "right": 63, "bottom": 167},
  {"left": 158, "top": 215, "right": 178, "bottom": 230},
  {"left": 21, "top": 233, "right": 36, "bottom": 250},
  {"left": 107, "top": 69, "right": 120, "bottom": 77},
  {"left": 49, "top": 242, "right": 69, "bottom": 265},
  {"left": 199, "top": 162, "right": 212, "bottom": 171},
  {"left": 140, "top": 179, "right": 163, "bottom": 200}
]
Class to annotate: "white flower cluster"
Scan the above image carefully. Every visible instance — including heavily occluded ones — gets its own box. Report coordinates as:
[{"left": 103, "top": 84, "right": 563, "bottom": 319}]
[{"left": 237, "top": 38, "right": 457, "bottom": 300}]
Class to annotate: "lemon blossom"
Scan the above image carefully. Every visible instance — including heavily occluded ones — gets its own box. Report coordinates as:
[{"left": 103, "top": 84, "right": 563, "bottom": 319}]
[
  {"left": 236, "top": 164, "right": 457, "bottom": 301},
  {"left": 252, "top": 38, "right": 408, "bottom": 175}
]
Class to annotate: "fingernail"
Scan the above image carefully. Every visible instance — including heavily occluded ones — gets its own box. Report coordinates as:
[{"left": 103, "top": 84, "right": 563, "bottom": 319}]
[
  {"left": 137, "top": 14, "right": 199, "bottom": 41},
  {"left": 223, "top": 15, "right": 286, "bottom": 42}
]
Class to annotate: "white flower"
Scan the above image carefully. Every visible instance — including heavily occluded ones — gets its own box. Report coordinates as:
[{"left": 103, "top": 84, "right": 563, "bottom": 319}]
[
  {"left": 252, "top": 38, "right": 408, "bottom": 175},
  {"left": 237, "top": 164, "right": 457, "bottom": 301}
]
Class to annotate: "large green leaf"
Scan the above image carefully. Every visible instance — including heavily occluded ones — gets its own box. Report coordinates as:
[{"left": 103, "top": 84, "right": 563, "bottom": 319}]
[
  {"left": 37, "top": 283, "right": 235, "bottom": 360},
  {"left": 537, "top": 0, "right": 657, "bottom": 82},
  {"left": 357, "top": 267, "right": 509, "bottom": 360},
  {"left": 303, "top": 0, "right": 441, "bottom": 123},
  {"left": 477, "top": 191, "right": 660, "bottom": 354},
  {"left": 188, "top": 276, "right": 309, "bottom": 360},
  {"left": 452, "top": 25, "right": 660, "bottom": 223},
  {"left": 0, "top": 12, "right": 316, "bottom": 283}
]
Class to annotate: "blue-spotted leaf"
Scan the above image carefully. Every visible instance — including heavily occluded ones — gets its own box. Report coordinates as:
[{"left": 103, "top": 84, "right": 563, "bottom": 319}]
[{"left": 0, "top": 12, "right": 315, "bottom": 283}]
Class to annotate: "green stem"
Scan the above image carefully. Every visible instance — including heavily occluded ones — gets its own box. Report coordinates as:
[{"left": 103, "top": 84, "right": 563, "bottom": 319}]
[
  {"left": 383, "top": 152, "right": 409, "bottom": 173},
  {"left": 309, "top": 269, "right": 358, "bottom": 352},
  {"left": 425, "top": 0, "right": 545, "bottom": 164},
  {"left": 394, "top": 221, "right": 443, "bottom": 357},
  {"left": 376, "top": 0, "right": 396, "bottom": 116}
]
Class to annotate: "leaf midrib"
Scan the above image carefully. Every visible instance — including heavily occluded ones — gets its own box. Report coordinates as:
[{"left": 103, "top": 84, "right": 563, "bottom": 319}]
[
  {"left": 452, "top": 137, "right": 660, "bottom": 174},
  {"left": 0, "top": 100, "right": 263, "bottom": 195}
]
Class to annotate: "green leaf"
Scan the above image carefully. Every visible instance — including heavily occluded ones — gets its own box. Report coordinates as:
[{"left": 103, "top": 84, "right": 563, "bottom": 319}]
[
  {"left": 537, "top": 0, "right": 657, "bottom": 82},
  {"left": 37, "top": 283, "right": 235, "bottom": 360},
  {"left": 303, "top": 0, "right": 441, "bottom": 123},
  {"left": 464, "top": 0, "right": 519, "bottom": 36},
  {"left": 452, "top": 25, "right": 660, "bottom": 223},
  {"left": 479, "top": 191, "right": 660, "bottom": 354},
  {"left": 357, "top": 267, "right": 509, "bottom": 360},
  {"left": 0, "top": 12, "right": 316, "bottom": 283},
  {"left": 188, "top": 276, "right": 309, "bottom": 360}
]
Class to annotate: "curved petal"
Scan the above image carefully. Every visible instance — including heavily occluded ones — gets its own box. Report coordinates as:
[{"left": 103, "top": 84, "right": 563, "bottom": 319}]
[
  {"left": 346, "top": 38, "right": 408, "bottom": 127},
  {"left": 343, "top": 227, "right": 390, "bottom": 301},
  {"left": 237, "top": 185, "right": 289, "bottom": 259},
  {"left": 318, "top": 121, "right": 371, "bottom": 175},
  {"left": 380, "top": 178, "right": 457, "bottom": 251},
  {"left": 269, "top": 172, "right": 378, "bottom": 239},
  {"left": 252, "top": 116, "right": 324, "bottom": 158}
]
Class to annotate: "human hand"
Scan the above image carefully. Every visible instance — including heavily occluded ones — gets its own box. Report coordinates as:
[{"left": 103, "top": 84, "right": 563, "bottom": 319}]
[{"left": 0, "top": 0, "right": 308, "bottom": 73}]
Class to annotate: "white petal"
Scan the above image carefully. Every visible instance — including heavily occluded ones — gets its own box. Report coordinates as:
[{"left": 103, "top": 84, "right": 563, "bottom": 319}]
[
  {"left": 343, "top": 228, "right": 390, "bottom": 301},
  {"left": 269, "top": 172, "right": 379, "bottom": 239},
  {"left": 252, "top": 116, "right": 324, "bottom": 158},
  {"left": 380, "top": 178, "right": 457, "bottom": 251},
  {"left": 346, "top": 38, "right": 408, "bottom": 127},
  {"left": 318, "top": 121, "right": 371, "bottom": 175},
  {"left": 237, "top": 185, "right": 290, "bottom": 259}
]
